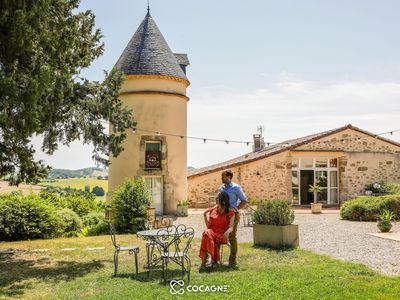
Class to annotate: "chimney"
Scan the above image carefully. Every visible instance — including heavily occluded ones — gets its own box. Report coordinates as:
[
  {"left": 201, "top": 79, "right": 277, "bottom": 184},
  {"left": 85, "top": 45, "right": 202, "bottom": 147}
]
[{"left": 253, "top": 134, "right": 265, "bottom": 152}]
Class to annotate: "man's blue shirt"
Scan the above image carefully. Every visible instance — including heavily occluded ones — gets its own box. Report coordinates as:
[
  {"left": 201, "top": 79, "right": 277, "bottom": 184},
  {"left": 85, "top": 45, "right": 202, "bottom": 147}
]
[{"left": 219, "top": 182, "right": 248, "bottom": 209}]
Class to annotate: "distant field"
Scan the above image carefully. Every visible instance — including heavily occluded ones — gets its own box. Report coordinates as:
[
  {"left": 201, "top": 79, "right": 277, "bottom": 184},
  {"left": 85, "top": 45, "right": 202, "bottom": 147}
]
[
  {"left": 39, "top": 178, "right": 108, "bottom": 201},
  {"left": 0, "top": 181, "right": 43, "bottom": 195},
  {"left": 39, "top": 178, "right": 108, "bottom": 191}
]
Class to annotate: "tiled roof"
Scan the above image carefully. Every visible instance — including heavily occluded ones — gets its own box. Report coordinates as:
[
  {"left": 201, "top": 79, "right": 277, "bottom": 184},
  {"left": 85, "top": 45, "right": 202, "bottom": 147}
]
[
  {"left": 115, "top": 12, "right": 188, "bottom": 81},
  {"left": 188, "top": 124, "right": 400, "bottom": 177}
]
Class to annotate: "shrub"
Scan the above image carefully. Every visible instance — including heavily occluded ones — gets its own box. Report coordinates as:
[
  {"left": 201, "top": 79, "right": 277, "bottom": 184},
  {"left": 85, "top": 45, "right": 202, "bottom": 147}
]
[
  {"left": 0, "top": 194, "right": 63, "bottom": 241},
  {"left": 84, "top": 185, "right": 91, "bottom": 193},
  {"left": 252, "top": 200, "right": 294, "bottom": 225},
  {"left": 92, "top": 186, "right": 105, "bottom": 196},
  {"left": 82, "top": 211, "right": 106, "bottom": 227},
  {"left": 340, "top": 194, "right": 400, "bottom": 221},
  {"left": 57, "top": 208, "right": 82, "bottom": 235},
  {"left": 248, "top": 198, "right": 263, "bottom": 206},
  {"left": 364, "top": 181, "right": 400, "bottom": 195},
  {"left": 39, "top": 191, "right": 63, "bottom": 208},
  {"left": 111, "top": 178, "right": 150, "bottom": 233},
  {"left": 384, "top": 182, "right": 400, "bottom": 195},
  {"left": 80, "top": 212, "right": 108, "bottom": 236},
  {"left": 80, "top": 222, "right": 109, "bottom": 236},
  {"left": 39, "top": 190, "right": 96, "bottom": 217},
  {"left": 59, "top": 192, "right": 96, "bottom": 217}
]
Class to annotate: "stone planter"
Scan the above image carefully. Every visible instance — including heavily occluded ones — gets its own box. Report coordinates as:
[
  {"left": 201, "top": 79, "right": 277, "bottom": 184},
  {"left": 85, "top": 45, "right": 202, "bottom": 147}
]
[
  {"left": 253, "top": 224, "right": 299, "bottom": 248},
  {"left": 177, "top": 205, "right": 188, "bottom": 217},
  {"left": 311, "top": 203, "right": 322, "bottom": 214}
]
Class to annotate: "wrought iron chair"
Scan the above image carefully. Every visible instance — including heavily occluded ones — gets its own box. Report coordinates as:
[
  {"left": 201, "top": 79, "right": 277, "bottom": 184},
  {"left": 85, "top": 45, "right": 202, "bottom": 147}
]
[
  {"left": 216, "top": 241, "right": 231, "bottom": 265},
  {"left": 155, "top": 225, "right": 195, "bottom": 283},
  {"left": 108, "top": 222, "right": 139, "bottom": 276},
  {"left": 143, "top": 216, "right": 169, "bottom": 269},
  {"left": 240, "top": 206, "right": 255, "bottom": 227}
]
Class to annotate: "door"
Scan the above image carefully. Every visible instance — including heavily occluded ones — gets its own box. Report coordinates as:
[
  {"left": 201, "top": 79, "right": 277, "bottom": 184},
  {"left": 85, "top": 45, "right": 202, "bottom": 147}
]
[
  {"left": 300, "top": 170, "right": 314, "bottom": 204},
  {"left": 145, "top": 177, "right": 163, "bottom": 215}
]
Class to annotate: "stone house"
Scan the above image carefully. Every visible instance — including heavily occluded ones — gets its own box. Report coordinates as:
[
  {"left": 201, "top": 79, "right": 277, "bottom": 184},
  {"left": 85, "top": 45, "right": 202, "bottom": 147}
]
[{"left": 188, "top": 124, "right": 400, "bottom": 207}]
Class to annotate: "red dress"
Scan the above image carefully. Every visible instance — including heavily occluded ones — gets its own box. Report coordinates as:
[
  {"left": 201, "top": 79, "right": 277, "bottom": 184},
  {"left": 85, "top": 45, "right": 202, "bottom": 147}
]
[{"left": 199, "top": 207, "right": 235, "bottom": 263}]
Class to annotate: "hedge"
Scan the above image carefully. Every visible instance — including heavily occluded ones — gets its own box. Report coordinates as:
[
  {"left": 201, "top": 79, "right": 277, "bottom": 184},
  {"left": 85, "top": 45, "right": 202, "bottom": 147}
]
[
  {"left": 0, "top": 194, "right": 64, "bottom": 241},
  {"left": 340, "top": 194, "right": 400, "bottom": 221}
]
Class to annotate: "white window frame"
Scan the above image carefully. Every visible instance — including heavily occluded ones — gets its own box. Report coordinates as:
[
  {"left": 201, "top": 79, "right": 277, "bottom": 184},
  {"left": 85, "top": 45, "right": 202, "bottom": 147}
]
[{"left": 292, "top": 157, "right": 339, "bottom": 205}]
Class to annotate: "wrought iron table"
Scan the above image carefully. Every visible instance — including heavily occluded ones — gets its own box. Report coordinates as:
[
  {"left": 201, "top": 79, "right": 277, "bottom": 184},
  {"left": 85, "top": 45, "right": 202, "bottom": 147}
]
[{"left": 137, "top": 225, "right": 194, "bottom": 282}]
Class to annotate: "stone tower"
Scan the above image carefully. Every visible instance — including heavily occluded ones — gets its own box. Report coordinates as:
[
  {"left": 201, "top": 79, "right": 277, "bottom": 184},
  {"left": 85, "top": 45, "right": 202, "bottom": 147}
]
[{"left": 108, "top": 10, "right": 190, "bottom": 215}]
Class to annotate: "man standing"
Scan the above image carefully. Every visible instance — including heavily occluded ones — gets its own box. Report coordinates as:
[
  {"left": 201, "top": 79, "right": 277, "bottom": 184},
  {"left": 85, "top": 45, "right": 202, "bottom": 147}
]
[{"left": 219, "top": 169, "right": 248, "bottom": 267}]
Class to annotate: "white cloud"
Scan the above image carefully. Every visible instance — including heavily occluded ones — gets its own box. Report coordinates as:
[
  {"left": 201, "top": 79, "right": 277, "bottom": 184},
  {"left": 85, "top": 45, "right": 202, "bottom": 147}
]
[{"left": 188, "top": 75, "right": 400, "bottom": 168}]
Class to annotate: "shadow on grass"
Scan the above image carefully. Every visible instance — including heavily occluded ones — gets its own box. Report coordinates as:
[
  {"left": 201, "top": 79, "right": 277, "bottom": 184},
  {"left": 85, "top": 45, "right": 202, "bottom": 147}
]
[
  {"left": 198, "top": 264, "right": 236, "bottom": 273},
  {"left": 252, "top": 244, "right": 297, "bottom": 252},
  {"left": 112, "top": 267, "right": 190, "bottom": 285},
  {"left": 0, "top": 256, "right": 106, "bottom": 298}
]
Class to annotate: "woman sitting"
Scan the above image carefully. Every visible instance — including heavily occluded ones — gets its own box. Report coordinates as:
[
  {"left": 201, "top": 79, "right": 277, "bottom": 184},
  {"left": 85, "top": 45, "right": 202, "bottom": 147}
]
[{"left": 199, "top": 191, "right": 235, "bottom": 268}]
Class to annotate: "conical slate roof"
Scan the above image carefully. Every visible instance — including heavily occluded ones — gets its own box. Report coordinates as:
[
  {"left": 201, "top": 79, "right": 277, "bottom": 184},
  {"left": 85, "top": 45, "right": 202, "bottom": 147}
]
[{"left": 115, "top": 12, "right": 188, "bottom": 81}]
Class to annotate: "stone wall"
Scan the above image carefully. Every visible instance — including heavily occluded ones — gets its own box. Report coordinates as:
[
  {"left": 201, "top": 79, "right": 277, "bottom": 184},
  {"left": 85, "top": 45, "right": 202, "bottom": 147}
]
[
  {"left": 338, "top": 153, "right": 400, "bottom": 200},
  {"left": 187, "top": 151, "right": 291, "bottom": 207}
]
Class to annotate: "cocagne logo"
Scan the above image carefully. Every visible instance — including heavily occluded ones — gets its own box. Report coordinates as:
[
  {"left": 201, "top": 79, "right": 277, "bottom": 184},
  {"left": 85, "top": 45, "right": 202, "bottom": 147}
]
[{"left": 169, "top": 280, "right": 229, "bottom": 295}]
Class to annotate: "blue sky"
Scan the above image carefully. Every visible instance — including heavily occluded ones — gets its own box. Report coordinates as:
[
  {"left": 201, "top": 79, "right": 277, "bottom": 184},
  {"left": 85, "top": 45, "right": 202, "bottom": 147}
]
[{"left": 33, "top": 0, "right": 400, "bottom": 169}]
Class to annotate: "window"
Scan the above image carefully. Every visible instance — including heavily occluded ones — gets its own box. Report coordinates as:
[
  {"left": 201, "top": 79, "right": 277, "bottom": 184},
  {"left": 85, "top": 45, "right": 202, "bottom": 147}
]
[
  {"left": 292, "top": 157, "right": 339, "bottom": 205},
  {"left": 291, "top": 157, "right": 299, "bottom": 168},
  {"left": 315, "top": 158, "right": 328, "bottom": 168},
  {"left": 145, "top": 141, "right": 161, "bottom": 169},
  {"left": 301, "top": 158, "right": 313, "bottom": 168}
]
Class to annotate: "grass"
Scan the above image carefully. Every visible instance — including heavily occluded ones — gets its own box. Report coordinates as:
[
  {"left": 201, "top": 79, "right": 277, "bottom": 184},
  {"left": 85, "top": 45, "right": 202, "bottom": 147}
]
[
  {"left": 1, "top": 236, "right": 400, "bottom": 299},
  {"left": 39, "top": 178, "right": 108, "bottom": 202}
]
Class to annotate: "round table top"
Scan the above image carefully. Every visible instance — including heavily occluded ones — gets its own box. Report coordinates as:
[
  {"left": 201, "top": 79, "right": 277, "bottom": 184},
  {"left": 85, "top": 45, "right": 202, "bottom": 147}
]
[{"left": 137, "top": 227, "right": 191, "bottom": 237}]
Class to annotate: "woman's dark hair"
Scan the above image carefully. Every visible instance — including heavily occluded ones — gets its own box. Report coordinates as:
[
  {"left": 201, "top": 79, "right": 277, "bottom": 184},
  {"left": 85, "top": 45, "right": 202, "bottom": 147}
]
[{"left": 217, "top": 192, "right": 230, "bottom": 214}]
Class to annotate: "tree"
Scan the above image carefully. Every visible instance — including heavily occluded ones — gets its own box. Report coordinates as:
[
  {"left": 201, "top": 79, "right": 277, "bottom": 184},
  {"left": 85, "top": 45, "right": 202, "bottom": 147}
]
[
  {"left": 0, "top": 0, "right": 136, "bottom": 185},
  {"left": 84, "top": 185, "right": 90, "bottom": 193},
  {"left": 92, "top": 185, "right": 105, "bottom": 197}
]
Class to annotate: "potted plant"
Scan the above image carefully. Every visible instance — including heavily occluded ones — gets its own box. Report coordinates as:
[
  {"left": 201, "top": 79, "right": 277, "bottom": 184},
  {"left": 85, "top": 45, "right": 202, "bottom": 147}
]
[
  {"left": 248, "top": 198, "right": 261, "bottom": 211},
  {"left": 146, "top": 198, "right": 156, "bottom": 226},
  {"left": 308, "top": 184, "right": 322, "bottom": 214},
  {"left": 377, "top": 209, "right": 395, "bottom": 233},
  {"left": 177, "top": 199, "right": 189, "bottom": 217},
  {"left": 252, "top": 200, "right": 299, "bottom": 248}
]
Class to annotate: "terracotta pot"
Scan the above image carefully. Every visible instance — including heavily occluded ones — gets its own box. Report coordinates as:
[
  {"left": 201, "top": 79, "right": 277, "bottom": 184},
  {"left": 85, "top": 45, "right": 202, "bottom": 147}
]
[
  {"left": 311, "top": 203, "right": 322, "bottom": 214},
  {"left": 177, "top": 205, "right": 188, "bottom": 217}
]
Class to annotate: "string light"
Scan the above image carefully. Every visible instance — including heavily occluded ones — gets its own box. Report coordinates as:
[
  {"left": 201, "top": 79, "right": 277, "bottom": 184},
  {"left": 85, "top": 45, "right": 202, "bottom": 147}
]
[
  {"left": 106, "top": 120, "right": 400, "bottom": 148},
  {"left": 130, "top": 127, "right": 259, "bottom": 145}
]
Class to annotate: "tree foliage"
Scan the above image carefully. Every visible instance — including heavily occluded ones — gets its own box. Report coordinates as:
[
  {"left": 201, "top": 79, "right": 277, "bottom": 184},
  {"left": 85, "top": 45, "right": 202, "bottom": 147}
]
[{"left": 0, "top": 0, "right": 136, "bottom": 185}]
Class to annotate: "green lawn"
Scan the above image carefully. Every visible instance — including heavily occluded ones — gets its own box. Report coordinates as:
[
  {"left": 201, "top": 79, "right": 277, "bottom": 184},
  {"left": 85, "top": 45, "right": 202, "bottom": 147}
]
[{"left": 1, "top": 236, "right": 400, "bottom": 299}]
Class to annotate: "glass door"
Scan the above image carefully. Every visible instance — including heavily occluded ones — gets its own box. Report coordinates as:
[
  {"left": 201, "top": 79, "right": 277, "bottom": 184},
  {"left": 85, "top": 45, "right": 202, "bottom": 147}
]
[{"left": 145, "top": 177, "right": 163, "bottom": 215}]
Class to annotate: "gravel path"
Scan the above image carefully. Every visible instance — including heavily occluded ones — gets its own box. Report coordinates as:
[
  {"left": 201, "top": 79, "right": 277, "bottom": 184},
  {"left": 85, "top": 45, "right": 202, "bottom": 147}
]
[{"left": 176, "top": 212, "right": 400, "bottom": 276}]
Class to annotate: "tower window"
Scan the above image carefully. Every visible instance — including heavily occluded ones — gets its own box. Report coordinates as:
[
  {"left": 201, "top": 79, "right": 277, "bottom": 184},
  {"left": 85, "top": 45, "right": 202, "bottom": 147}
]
[{"left": 145, "top": 141, "right": 161, "bottom": 169}]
